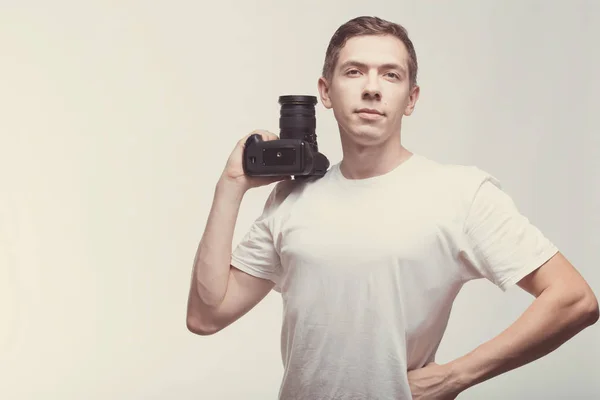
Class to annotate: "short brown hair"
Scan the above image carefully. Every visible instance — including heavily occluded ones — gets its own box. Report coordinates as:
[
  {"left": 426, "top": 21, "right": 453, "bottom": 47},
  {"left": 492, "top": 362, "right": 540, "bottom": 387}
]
[{"left": 322, "top": 16, "right": 418, "bottom": 88}]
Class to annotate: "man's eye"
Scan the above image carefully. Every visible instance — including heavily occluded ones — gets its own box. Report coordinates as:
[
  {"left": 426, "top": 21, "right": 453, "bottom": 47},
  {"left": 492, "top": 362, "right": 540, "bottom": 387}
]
[
  {"left": 386, "top": 72, "right": 400, "bottom": 79},
  {"left": 347, "top": 69, "right": 360, "bottom": 75}
]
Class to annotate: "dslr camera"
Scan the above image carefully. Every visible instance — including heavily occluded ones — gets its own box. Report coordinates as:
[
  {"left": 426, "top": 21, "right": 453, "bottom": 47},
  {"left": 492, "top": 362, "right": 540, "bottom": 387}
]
[{"left": 242, "top": 95, "right": 330, "bottom": 180}]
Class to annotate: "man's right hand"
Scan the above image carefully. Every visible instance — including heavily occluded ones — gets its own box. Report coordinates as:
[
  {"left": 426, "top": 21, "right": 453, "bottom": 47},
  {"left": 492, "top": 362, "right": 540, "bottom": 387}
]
[{"left": 220, "top": 130, "right": 291, "bottom": 192}]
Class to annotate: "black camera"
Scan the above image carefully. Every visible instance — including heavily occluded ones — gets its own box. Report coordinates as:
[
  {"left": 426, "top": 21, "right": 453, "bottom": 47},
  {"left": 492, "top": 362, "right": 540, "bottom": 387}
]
[{"left": 242, "top": 95, "right": 330, "bottom": 179}]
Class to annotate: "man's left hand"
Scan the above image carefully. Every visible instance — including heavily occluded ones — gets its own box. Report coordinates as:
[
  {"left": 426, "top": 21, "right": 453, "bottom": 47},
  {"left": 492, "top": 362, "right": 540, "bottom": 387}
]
[{"left": 407, "top": 362, "right": 463, "bottom": 399}]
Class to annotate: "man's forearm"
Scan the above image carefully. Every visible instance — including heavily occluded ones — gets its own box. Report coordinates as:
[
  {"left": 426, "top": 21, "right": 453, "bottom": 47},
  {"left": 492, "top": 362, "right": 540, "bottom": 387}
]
[
  {"left": 447, "top": 286, "right": 599, "bottom": 392},
  {"left": 192, "top": 176, "right": 247, "bottom": 307}
]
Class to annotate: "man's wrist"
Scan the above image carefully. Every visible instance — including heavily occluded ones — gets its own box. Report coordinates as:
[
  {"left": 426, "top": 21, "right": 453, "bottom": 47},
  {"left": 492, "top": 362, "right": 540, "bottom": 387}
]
[
  {"left": 443, "top": 358, "right": 475, "bottom": 394},
  {"left": 216, "top": 175, "right": 248, "bottom": 198},
  {"left": 444, "top": 351, "right": 488, "bottom": 394}
]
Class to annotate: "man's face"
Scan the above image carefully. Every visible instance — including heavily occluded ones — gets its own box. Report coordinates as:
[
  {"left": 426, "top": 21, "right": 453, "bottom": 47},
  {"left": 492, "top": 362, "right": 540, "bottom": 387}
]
[{"left": 318, "top": 34, "right": 419, "bottom": 146}]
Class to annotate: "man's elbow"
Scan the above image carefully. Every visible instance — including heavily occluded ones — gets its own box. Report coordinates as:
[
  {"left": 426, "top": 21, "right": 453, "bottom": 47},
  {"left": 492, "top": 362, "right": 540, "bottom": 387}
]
[
  {"left": 569, "top": 285, "right": 600, "bottom": 327},
  {"left": 581, "top": 291, "right": 599, "bottom": 327},
  {"left": 552, "top": 277, "right": 599, "bottom": 328},
  {"left": 186, "top": 313, "right": 221, "bottom": 336}
]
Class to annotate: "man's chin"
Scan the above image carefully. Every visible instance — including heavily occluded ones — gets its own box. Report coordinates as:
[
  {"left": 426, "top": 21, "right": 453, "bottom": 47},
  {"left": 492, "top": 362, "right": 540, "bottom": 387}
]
[{"left": 344, "top": 128, "right": 387, "bottom": 144}]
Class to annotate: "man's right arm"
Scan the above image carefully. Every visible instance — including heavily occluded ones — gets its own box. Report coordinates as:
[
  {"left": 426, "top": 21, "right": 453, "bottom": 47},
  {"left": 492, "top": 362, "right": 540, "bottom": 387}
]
[
  {"left": 186, "top": 130, "right": 287, "bottom": 335},
  {"left": 185, "top": 176, "right": 275, "bottom": 336}
]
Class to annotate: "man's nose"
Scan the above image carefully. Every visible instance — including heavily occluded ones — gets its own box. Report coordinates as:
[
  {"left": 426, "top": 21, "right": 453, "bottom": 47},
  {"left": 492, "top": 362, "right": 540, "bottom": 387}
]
[{"left": 362, "top": 73, "right": 381, "bottom": 100}]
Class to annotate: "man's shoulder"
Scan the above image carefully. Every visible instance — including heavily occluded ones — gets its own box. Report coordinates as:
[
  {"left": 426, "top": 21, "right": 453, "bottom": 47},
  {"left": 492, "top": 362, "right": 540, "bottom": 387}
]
[
  {"left": 414, "top": 154, "right": 501, "bottom": 190},
  {"left": 270, "top": 178, "right": 303, "bottom": 204},
  {"left": 261, "top": 177, "right": 314, "bottom": 216}
]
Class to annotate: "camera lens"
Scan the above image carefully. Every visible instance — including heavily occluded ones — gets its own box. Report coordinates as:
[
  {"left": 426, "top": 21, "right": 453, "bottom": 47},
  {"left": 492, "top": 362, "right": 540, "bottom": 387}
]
[
  {"left": 278, "top": 95, "right": 318, "bottom": 106},
  {"left": 278, "top": 95, "right": 317, "bottom": 148}
]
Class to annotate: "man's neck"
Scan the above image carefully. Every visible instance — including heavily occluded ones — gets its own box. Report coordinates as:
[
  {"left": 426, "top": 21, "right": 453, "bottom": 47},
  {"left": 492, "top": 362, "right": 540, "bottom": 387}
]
[{"left": 339, "top": 136, "right": 413, "bottom": 180}]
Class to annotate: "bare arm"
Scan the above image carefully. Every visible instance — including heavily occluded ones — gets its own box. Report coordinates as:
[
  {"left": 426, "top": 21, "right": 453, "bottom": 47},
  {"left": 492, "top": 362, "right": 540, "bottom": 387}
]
[
  {"left": 185, "top": 176, "right": 275, "bottom": 335},
  {"left": 448, "top": 252, "right": 598, "bottom": 389},
  {"left": 186, "top": 130, "right": 286, "bottom": 336},
  {"left": 408, "top": 252, "right": 599, "bottom": 398}
]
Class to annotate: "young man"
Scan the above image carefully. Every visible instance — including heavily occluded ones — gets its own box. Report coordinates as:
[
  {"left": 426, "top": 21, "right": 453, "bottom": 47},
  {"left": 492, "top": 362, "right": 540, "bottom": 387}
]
[{"left": 187, "top": 16, "right": 599, "bottom": 399}]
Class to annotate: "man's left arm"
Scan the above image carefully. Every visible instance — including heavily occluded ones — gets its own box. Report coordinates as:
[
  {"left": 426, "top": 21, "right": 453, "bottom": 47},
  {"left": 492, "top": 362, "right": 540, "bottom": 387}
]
[{"left": 408, "top": 251, "right": 599, "bottom": 398}]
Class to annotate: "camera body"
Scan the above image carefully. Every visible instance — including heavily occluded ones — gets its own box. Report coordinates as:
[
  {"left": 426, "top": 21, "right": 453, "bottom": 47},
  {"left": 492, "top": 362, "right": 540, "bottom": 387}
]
[{"left": 242, "top": 95, "right": 330, "bottom": 179}]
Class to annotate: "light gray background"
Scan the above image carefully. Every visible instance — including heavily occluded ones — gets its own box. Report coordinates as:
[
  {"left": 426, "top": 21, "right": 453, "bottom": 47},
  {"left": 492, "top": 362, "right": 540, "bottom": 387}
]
[{"left": 1, "top": 1, "right": 598, "bottom": 399}]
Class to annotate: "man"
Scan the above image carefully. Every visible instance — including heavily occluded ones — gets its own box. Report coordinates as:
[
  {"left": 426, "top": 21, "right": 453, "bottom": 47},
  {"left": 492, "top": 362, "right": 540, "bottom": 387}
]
[{"left": 186, "top": 16, "right": 599, "bottom": 399}]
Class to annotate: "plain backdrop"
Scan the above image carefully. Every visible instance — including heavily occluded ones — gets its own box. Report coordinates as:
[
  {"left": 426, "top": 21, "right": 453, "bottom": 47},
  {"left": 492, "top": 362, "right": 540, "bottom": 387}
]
[{"left": 1, "top": 1, "right": 599, "bottom": 399}]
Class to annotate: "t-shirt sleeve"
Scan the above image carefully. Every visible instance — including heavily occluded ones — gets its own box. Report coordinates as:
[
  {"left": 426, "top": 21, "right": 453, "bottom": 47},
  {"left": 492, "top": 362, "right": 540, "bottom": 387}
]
[
  {"left": 230, "top": 185, "right": 283, "bottom": 292},
  {"left": 459, "top": 172, "right": 559, "bottom": 291}
]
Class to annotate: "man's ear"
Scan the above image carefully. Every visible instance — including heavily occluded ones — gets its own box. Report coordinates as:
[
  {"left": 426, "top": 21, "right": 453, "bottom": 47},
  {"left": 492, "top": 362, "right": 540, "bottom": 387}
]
[
  {"left": 317, "top": 76, "right": 332, "bottom": 109},
  {"left": 404, "top": 85, "right": 420, "bottom": 116}
]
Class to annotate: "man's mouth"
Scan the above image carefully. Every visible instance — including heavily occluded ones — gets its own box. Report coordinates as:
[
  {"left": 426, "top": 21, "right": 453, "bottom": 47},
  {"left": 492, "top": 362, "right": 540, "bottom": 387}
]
[
  {"left": 356, "top": 108, "right": 384, "bottom": 120},
  {"left": 356, "top": 108, "right": 384, "bottom": 115}
]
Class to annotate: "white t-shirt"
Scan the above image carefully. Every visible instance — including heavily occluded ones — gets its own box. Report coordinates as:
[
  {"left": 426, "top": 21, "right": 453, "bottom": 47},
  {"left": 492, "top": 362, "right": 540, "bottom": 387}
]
[{"left": 230, "top": 153, "right": 558, "bottom": 400}]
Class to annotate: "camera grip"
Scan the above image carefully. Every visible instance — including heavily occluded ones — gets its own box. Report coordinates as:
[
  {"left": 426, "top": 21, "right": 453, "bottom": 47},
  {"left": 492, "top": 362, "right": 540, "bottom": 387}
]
[{"left": 245, "top": 134, "right": 263, "bottom": 147}]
